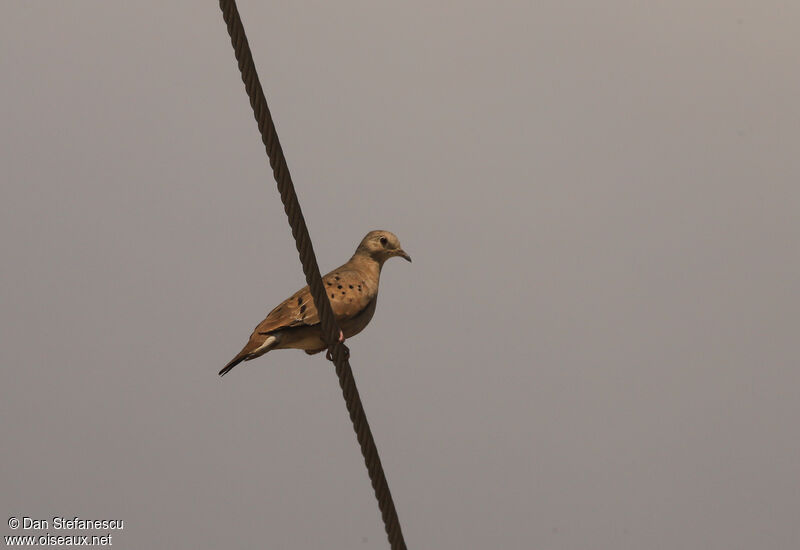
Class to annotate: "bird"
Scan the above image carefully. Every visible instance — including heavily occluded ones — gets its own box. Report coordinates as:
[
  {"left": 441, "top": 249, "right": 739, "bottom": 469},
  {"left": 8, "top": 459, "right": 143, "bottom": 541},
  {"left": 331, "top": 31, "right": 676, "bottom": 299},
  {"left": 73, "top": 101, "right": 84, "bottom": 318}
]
[{"left": 219, "top": 230, "right": 411, "bottom": 376}]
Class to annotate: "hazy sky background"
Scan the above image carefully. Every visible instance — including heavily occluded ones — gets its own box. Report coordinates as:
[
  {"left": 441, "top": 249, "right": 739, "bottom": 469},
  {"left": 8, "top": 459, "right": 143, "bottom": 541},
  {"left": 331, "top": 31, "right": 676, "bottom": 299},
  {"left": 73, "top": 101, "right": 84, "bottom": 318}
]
[{"left": 2, "top": 2, "right": 798, "bottom": 549}]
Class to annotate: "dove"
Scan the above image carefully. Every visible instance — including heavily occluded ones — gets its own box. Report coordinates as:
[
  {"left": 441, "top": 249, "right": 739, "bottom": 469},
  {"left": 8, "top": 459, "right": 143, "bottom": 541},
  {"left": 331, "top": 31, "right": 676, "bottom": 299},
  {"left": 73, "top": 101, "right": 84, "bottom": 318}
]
[{"left": 219, "top": 230, "right": 411, "bottom": 376}]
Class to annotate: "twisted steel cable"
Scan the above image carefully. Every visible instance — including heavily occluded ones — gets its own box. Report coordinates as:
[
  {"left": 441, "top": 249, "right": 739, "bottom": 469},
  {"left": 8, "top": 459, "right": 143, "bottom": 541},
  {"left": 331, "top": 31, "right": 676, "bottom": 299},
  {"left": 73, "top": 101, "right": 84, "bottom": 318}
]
[{"left": 217, "top": 1, "right": 407, "bottom": 548}]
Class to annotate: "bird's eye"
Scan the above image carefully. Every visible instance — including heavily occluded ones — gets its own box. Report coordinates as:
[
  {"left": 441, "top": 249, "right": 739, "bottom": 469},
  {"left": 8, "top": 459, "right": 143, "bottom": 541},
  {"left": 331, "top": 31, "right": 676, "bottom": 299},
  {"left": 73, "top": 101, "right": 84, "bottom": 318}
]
[{"left": 379, "top": 237, "right": 388, "bottom": 247}]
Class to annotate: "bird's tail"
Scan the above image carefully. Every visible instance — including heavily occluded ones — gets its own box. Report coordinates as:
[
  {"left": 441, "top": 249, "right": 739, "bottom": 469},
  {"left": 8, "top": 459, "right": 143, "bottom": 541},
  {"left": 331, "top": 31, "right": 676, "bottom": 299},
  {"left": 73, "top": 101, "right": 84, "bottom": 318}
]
[{"left": 218, "top": 334, "right": 279, "bottom": 377}]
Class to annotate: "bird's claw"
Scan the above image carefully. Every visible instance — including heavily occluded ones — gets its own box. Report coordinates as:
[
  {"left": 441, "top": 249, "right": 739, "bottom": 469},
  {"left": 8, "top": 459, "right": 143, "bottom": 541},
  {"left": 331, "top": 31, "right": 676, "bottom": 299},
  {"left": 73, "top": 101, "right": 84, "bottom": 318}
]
[{"left": 326, "top": 340, "right": 350, "bottom": 362}]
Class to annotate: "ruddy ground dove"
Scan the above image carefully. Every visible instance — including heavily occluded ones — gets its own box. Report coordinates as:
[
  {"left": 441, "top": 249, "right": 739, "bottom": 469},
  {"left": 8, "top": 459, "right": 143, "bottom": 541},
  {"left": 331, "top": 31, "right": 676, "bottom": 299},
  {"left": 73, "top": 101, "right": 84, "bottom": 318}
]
[{"left": 219, "top": 230, "right": 410, "bottom": 376}]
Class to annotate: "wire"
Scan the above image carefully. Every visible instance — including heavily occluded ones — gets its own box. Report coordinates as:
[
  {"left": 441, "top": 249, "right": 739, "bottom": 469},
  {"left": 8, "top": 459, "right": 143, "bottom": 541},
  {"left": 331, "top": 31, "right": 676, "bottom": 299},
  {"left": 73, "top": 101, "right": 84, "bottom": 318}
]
[{"left": 217, "top": 2, "right": 408, "bottom": 548}]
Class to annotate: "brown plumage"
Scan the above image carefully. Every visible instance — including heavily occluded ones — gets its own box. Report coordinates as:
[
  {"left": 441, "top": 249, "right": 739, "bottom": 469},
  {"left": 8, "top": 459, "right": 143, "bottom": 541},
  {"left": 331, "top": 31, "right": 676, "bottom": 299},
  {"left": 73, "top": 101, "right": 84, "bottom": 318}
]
[{"left": 219, "top": 230, "right": 411, "bottom": 376}]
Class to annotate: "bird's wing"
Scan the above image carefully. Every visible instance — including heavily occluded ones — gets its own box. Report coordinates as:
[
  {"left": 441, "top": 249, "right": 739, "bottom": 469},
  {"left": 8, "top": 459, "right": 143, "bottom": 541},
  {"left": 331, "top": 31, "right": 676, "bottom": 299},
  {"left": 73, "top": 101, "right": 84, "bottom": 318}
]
[{"left": 253, "top": 267, "right": 373, "bottom": 335}]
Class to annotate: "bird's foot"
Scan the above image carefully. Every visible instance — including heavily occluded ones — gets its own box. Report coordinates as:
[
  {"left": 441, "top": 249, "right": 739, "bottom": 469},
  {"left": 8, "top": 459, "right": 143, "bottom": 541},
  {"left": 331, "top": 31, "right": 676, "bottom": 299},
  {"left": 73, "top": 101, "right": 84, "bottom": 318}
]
[
  {"left": 326, "top": 343, "right": 350, "bottom": 363},
  {"left": 325, "top": 330, "right": 349, "bottom": 362}
]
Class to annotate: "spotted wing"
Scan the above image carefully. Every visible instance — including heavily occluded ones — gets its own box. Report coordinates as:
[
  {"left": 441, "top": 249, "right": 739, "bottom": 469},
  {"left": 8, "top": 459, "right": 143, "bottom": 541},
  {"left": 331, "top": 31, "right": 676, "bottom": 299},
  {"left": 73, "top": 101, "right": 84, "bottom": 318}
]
[{"left": 253, "top": 267, "right": 372, "bottom": 335}]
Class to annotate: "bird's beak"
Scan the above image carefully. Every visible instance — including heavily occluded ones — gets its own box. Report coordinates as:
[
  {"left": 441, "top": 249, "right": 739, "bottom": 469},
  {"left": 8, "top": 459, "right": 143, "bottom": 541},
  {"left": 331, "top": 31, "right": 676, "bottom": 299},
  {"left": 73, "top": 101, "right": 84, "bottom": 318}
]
[{"left": 396, "top": 249, "right": 412, "bottom": 262}]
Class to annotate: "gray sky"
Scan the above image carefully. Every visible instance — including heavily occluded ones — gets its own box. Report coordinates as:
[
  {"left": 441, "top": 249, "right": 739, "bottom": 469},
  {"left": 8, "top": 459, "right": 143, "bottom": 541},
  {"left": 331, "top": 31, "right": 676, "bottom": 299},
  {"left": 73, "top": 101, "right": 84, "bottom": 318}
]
[{"left": 2, "top": 2, "right": 798, "bottom": 549}]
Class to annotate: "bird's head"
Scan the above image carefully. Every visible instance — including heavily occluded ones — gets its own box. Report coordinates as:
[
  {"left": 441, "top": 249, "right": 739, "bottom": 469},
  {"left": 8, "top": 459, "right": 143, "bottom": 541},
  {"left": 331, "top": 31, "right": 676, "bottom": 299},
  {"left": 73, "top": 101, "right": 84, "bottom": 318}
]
[{"left": 355, "top": 230, "right": 411, "bottom": 265}]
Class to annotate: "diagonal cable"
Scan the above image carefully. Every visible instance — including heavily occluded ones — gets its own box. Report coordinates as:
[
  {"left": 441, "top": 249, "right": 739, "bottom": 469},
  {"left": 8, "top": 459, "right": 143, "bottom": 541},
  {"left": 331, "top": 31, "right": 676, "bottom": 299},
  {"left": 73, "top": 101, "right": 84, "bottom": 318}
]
[{"left": 217, "top": 2, "right": 407, "bottom": 548}]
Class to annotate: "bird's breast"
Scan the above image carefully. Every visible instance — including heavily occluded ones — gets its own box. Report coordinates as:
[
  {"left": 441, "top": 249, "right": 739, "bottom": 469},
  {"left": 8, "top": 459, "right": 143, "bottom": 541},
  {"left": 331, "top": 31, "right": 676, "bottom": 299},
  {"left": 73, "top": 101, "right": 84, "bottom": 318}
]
[{"left": 342, "top": 297, "right": 377, "bottom": 338}]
